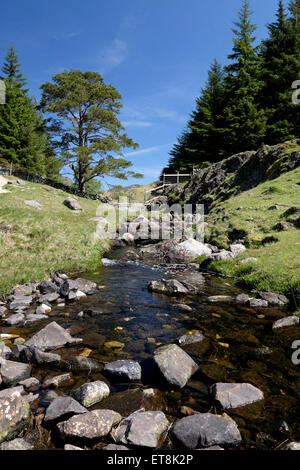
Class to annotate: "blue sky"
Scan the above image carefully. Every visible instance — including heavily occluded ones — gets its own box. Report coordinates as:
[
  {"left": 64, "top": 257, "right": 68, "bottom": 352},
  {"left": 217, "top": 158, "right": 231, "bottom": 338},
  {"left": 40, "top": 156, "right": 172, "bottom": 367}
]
[{"left": 0, "top": 0, "right": 288, "bottom": 187}]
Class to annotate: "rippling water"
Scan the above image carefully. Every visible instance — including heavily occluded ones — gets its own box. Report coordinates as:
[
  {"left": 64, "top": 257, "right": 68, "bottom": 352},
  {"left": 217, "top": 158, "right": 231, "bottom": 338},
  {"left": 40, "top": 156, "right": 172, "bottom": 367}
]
[{"left": 3, "top": 249, "right": 300, "bottom": 449}]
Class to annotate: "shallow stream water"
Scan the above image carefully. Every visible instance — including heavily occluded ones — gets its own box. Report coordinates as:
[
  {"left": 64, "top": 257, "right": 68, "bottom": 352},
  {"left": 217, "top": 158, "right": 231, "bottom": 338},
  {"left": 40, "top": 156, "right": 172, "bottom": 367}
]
[{"left": 2, "top": 248, "right": 300, "bottom": 449}]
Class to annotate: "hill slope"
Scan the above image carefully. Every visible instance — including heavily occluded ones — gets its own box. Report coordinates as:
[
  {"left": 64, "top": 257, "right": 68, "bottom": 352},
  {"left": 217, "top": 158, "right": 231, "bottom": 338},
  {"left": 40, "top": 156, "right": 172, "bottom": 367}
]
[{"left": 0, "top": 177, "right": 111, "bottom": 296}]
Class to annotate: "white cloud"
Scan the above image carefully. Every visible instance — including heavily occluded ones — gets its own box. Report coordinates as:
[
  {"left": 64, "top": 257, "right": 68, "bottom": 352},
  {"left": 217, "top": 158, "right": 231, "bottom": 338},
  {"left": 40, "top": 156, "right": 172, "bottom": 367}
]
[
  {"left": 123, "top": 143, "right": 173, "bottom": 158},
  {"left": 131, "top": 166, "right": 162, "bottom": 178},
  {"left": 123, "top": 120, "right": 154, "bottom": 128},
  {"left": 98, "top": 39, "right": 128, "bottom": 74}
]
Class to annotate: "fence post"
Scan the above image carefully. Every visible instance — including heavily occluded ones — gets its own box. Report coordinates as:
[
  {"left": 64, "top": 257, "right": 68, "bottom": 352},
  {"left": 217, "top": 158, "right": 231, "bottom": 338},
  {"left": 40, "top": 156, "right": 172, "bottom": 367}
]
[{"left": 177, "top": 173, "right": 179, "bottom": 184}]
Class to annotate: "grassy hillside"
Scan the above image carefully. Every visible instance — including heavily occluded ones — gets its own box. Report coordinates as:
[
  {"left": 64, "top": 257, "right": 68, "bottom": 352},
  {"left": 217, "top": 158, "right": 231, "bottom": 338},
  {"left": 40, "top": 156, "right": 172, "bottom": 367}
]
[
  {"left": 0, "top": 177, "right": 112, "bottom": 296},
  {"left": 203, "top": 167, "right": 300, "bottom": 296},
  {"left": 104, "top": 182, "right": 157, "bottom": 204}
]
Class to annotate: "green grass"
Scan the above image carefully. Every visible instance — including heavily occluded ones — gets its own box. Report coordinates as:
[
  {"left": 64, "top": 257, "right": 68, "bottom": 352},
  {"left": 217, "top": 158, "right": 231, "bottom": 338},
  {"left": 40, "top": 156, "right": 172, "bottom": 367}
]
[
  {"left": 0, "top": 177, "right": 113, "bottom": 296},
  {"left": 203, "top": 167, "right": 300, "bottom": 295}
]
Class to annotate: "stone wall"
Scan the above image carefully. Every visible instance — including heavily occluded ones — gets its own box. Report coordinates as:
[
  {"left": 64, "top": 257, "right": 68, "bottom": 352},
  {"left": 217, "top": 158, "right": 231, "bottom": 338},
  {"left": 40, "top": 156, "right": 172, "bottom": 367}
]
[{"left": 0, "top": 166, "right": 111, "bottom": 203}]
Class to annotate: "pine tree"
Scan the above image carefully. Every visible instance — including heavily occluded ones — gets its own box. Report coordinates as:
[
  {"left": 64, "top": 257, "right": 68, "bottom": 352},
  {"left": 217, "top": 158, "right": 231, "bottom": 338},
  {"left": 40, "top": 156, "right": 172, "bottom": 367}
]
[
  {"left": 260, "top": 1, "right": 300, "bottom": 143},
  {"left": 1, "top": 45, "right": 27, "bottom": 89},
  {"left": 221, "top": 0, "right": 266, "bottom": 155},
  {"left": 167, "top": 60, "right": 225, "bottom": 172},
  {"left": 0, "top": 46, "right": 60, "bottom": 177}
]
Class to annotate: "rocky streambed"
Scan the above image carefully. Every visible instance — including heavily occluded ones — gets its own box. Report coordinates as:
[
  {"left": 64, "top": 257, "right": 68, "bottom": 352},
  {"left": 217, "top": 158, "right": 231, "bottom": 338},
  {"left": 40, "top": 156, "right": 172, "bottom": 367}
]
[{"left": 0, "top": 247, "right": 300, "bottom": 451}]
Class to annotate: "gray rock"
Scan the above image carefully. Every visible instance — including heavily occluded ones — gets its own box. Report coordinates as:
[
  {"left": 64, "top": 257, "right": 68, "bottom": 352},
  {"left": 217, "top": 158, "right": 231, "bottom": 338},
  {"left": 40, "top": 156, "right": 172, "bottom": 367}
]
[
  {"left": 0, "top": 392, "right": 31, "bottom": 444},
  {"left": 4, "top": 313, "right": 25, "bottom": 326},
  {"left": 63, "top": 197, "right": 83, "bottom": 211},
  {"left": 38, "top": 280, "right": 58, "bottom": 295},
  {"left": 103, "top": 444, "right": 129, "bottom": 450},
  {"left": 212, "top": 383, "right": 264, "bottom": 409},
  {"left": 112, "top": 409, "right": 145, "bottom": 444},
  {"left": 171, "top": 413, "right": 241, "bottom": 449},
  {"left": 178, "top": 332, "right": 204, "bottom": 346},
  {"left": 0, "top": 386, "right": 24, "bottom": 398},
  {"left": 19, "top": 377, "right": 39, "bottom": 390},
  {"left": 0, "top": 342, "right": 11, "bottom": 359},
  {"left": 0, "top": 306, "right": 7, "bottom": 317},
  {"left": 197, "top": 445, "right": 224, "bottom": 450},
  {"left": 0, "top": 437, "right": 34, "bottom": 450},
  {"left": 121, "top": 232, "right": 135, "bottom": 245},
  {"left": 33, "top": 348, "right": 61, "bottom": 365},
  {"left": 210, "top": 250, "right": 234, "bottom": 261},
  {"left": 36, "top": 304, "right": 51, "bottom": 315},
  {"left": 64, "top": 444, "right": 84, "bottom": 450},
  {"left": 13, "top": 283, "right": 35, "bottom": 296},
  {"left": 59, "top": 278, "right": 97, "bottom": 297},
  {"left": 38, "top": 292, "right": 60, "bottom": 303},
  {"left": 43, "top": 373, "right": 73, "bottom": 388},
  {"left": 236, "top": 294, "right": 250, "bottom": 304},
  {"left": 23, "top": 393, "right": 39, "bottom": 405},
  {"left": 272, "top": 316, "right": 300, "bottom": 330},
  {"left": 73, "top": 381, "right": 110, "bottom": 407},
  {"left": 44, "top": 396, "right": 87, "bottom": 423},
  {"left": 171, "top": 239, "right": 212, "bottom": 262},
  {"left": 257, "top": 291, "right": 289, "bottom": 306},
  {"left": 154, "top": 344, "right": 198, "bottom": 388},
  {"left": 103, "top": 360, "right": 142, "bottom": 381},
  {"left": 24, "top": 200, "right": 43, "bottom": 210},
  {"left": 25, "top": 314, "right": 49, "bottom": 324},
  {"left": 57, "top": 409, "right": 122, "bottom": 442},
  {"left": 148, "top": 278, "right": 196, "bottom": 296},
  {"left": 125, "top": 411, "right": 169, "bottom": 448},
  {"left": 68, "top": 356, "right": 100, "bottom": 371},
  {"left": 0, "top": 359, "right": 31, "bottom": 386},
  {"left": 229, "top": 244, "right": 246, "bottom": 257},
  {"left": 25, "top": 321, "right": 82, "bottom": 351},
  {"left": 246, "top": 298, "right": 268, "bottom": 308}
]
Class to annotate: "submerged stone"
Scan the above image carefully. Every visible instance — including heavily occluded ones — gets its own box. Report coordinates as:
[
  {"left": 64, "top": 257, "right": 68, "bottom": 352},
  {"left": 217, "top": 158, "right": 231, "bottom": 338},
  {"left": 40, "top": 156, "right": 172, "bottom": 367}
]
[{"left": 211, "top": 382, "right": 264, "bottom": 409}]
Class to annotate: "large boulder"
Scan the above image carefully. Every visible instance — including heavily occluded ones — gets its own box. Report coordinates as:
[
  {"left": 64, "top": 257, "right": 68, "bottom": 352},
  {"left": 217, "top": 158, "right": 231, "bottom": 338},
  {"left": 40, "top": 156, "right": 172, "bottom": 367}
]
[
  {"left": 103, "top": 360, "right": 142, "bottom": 382},
  {"left": 0, "top": 392, "right": 31, "bottom": 444},
  {"left": 154, "top": 344, "right": 198, "bottom": 388},
  {"left": 73, "top": 381, "right": 110, "bottom": 407},
  {"left": 57, "top": 409, "right": 122, "bottom": 442},
  {"left": 171, "top": 413, "right": 242, "bottom": 449},
  {"left": 44, "top": 396, "right": 87, "bottom": 424},
  {"left": 0, "top": 359, "right": 31, "bottom": 386},
  {"left": 63, "top": 197, "right": 82, "bottom": 211},
  {"left": 170, "top": 239, "right": 212, "bottom": 262},
  {"left": 24, "top": 321, "right": 82, "bottom": 351},
  {"left": 211, "top": 383, "right": 264, "bottom": 409}
]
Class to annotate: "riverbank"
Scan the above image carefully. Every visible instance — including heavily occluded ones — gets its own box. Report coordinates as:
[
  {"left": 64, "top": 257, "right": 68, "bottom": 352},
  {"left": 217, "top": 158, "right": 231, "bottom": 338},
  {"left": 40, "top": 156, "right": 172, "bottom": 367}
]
[{"left": 0, "top": 176, "right": 111, "bottom": 297}]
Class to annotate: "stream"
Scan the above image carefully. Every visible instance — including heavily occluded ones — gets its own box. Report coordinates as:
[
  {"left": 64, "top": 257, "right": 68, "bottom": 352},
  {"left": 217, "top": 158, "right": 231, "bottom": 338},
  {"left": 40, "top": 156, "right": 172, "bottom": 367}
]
[{"left": 2, "top": 247, "right": 300, "bottom": 450}]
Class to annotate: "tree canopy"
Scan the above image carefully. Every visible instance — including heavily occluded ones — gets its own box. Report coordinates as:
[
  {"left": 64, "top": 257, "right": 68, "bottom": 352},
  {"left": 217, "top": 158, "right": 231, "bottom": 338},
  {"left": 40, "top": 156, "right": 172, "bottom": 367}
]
[
  {"left": 39, "top": 70, "right": 142, "bottom": 191},
  {"left": 166, "top": 0, "right": 300, "bottom": 173}
]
